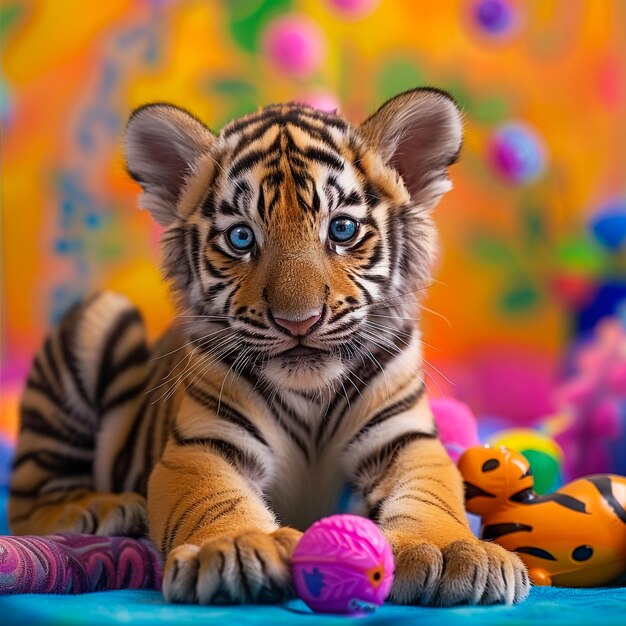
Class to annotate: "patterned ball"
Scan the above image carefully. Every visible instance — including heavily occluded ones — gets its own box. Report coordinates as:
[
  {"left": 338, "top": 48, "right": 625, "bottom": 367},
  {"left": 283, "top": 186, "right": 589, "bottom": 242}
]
[
  {"left": 488, "top": 122, "right": 547, "bottom": 185},
  {"left": 292, "top": 514, "right": 394, "bottom": 614}
]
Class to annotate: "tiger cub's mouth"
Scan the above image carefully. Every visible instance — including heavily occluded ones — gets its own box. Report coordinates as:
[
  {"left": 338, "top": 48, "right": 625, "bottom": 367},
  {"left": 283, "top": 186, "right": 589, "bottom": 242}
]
[{"left": 279, "top": 345, "right": 326, "bottom": 359}]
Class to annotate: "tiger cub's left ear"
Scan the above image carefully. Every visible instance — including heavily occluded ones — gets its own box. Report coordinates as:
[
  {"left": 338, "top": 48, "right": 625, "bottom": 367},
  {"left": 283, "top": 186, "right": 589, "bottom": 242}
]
[
  {"left": 125, "top": 103, "right": 216, "bottom": 226},
  {"left": 359, "top": 88, "right": 463, "bottom": 210}
]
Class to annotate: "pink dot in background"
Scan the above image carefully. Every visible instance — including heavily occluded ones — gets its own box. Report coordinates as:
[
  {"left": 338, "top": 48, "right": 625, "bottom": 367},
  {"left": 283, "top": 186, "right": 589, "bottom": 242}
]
[
  {"left": 262, "top": 15, "right": 326, "bottom": 78},
  {"left": 327, "top": 0, "right": 381, "bottom": 19},
  {"left": 297, "top": 91, "right": 340, "bottom": 112},
  {"left": 597, "top": 56, "right": 624, "bottom": 109}
]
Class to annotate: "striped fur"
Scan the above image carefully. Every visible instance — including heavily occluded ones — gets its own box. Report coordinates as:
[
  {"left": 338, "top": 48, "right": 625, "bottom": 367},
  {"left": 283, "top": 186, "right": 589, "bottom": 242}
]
[{"left": 10, "top": 89, "right": 529, "bottom": 606}]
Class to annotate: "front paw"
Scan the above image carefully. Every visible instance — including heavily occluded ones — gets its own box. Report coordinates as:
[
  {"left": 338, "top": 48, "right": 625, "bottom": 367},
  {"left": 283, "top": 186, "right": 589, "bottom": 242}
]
[
  {"left": 163, "top": 527, "right": 302, "bottom": 604},
  {"left": 41, "top": 492, "right": 147, "bottom": 537},
  {"left": 391, "top": 539, "right": 530, "bottom": 606}
]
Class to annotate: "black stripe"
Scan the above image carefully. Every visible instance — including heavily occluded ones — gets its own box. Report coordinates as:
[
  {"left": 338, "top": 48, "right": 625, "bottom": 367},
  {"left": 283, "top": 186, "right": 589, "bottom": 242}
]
[
  {"left": 59, "top": 305, "right": 94, "bottom": 410},
  {"left": 95, "top": 309, "right": 143, "bottom": 409},
  {"left": 172, "top": 426, "right": 265, "bottom": 478},
  {"left": 482, "top": 523, "right": 533, "bottom": 541},
  {"left": 509, "top": 488, "right": 588, "bottom": 513},
  {"left": 223, "top": 108, "right": 282, "bottom": 138},
  {"left": 464, "top": 482, "right": 497, "bottom": 500},
  {"left": 186, "top": 225, "right": 201, "bottom": 283},
  {"left": 354, "top": 431, "right": 430, "bottom": 481},
  {"left": 186, "top": 384, "right": 269, "bottom": 448},
  {"left": 12, "top": 449, "right": 91, "bottom": 474},
  {"left": 111, "top": 394, "right": 151, "bottom": 489},
  {"left": 229, "top": 135, "right": 281, "bottom": 179},
  {"left": 587, "top": 476, "right": 626, "bottom": 523},
  {"left": 20, "top": 406, "right": 93, "bottom": 449},
  {"left": 10, "top": 475, "right": 91, "bottom": 499},
  {"left": 269, "top": 393, "right": 311, "bottom": 435},
  {"left": 302, "top": 146, "right": 344, "bottom": 171},
  {"left": 515, "top": 546, "right": 557, "bottom": 561},
  {"left": 391, "top": 492, "right": 466, "bottom": 527},
  {"left": 346, "top": 383, "right": 427, "bottom": 447},
  {"left": 283, "top": 110, "right": 339, "bottom": 149}
]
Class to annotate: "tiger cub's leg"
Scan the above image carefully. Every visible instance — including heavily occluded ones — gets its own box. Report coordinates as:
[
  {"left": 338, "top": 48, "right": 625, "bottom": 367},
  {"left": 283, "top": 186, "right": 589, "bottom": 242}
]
[
  {"left": 9, "top": 292, "right": 149, "bottom": 537},
  {"left": 149, "top": 441, "right": 301, "bottom": 604},
  {"left": 359, "top": 435, "right": 530, "bottom": 606}
]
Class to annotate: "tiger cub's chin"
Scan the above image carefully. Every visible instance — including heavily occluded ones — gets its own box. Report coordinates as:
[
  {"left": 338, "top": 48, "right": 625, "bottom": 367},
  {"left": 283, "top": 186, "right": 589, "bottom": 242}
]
[{"left": 260, "top": 352, "right": 345, "bottom": 392}]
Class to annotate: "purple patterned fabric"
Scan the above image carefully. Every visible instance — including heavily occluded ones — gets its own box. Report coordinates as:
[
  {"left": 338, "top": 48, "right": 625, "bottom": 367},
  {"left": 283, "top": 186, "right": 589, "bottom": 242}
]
[{"left": 0, "top": 534, "right": 162, "bottom": 594}]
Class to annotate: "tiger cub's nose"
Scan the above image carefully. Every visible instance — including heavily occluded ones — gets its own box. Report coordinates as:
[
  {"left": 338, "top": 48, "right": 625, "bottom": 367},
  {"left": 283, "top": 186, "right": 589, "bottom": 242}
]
[{"left": 272, "top": 311, "right": 322, "bottom": 337}]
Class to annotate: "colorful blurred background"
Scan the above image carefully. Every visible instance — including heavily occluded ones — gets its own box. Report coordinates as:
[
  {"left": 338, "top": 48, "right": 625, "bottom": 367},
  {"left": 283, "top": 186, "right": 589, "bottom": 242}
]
[{"left": 1, "top": 0, "right": 626, "bottom": 513}]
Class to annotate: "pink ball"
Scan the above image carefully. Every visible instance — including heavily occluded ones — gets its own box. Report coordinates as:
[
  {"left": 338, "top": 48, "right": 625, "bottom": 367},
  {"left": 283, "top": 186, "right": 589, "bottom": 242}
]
[
  {"left": 297, "top": 91, "right": 340, "bottom": 113},
  {"left": 263, "top": 15, "right": 326, "bottom": 78},
  {"left": 328, "top": 0, "right": 381, "bottom": 19},
  {"left": 292, "top": 514, "right": 394, "bottom": 614},
  {"left": 430, "top": 397, "right": 480, "bottom": 463}
]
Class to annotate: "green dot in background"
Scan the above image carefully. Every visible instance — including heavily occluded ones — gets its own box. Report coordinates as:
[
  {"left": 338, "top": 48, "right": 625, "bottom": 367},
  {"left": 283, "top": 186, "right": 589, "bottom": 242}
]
[
  {"left": 470, "top": 234, "right": 516, "bottom": 264},
  {"left": 472, "top": 96, "right": 507, "bottom": 123},
  {"left": 225, "top": 0, "right": 294, "bottom": 53},
  {"left": 376, "top": 58, "right": 423, "bottom": 104},
  {"left": 208, "top": 78, "right": 259, "bottom": 125},
  {"left": 500, "top": 283, "right": 540, "bottom": 313},
  {"left": 556, "top": 236, "right": 606, "bottom": 275},
  {"left": 521, "top": 449, "right": 561, "bottom": 495},
  {"left": 0, "top": 2, "right": 23, "bottom": 40}
]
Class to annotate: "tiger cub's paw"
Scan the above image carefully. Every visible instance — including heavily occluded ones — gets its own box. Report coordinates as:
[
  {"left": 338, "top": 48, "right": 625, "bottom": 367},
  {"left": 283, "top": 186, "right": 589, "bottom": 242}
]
[
  {"left": 49, "top": 492, "right": 147, "bottom": 537},
  {"left": 391, "top": 539, "right": 530, "bottom": 606},
  {"left": 163, "top": 528, "right": 303, "bottom": 604}
]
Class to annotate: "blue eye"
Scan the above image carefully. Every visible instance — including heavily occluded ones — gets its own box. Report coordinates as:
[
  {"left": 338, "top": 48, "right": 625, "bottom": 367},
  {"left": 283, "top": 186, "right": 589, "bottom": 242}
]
[
  {"left": 227, "top": 224, "right": 255, "bottom": 251},
  {"left": 329, "top": 217, "right": 358, "bottom": 243}
]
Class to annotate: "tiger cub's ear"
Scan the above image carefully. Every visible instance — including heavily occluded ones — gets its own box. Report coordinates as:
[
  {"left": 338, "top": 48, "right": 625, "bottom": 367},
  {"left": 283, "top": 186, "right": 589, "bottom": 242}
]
[
  {"left": 359, "top": 88, "right": 463, "bottom": 210},
  {"left": 125, "top": 103, "right": 216, "bottom": 226}
]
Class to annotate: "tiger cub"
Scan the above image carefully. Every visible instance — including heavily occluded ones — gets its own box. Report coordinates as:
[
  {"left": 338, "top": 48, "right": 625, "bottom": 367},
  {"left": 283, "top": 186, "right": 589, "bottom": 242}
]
[{"left": 9, "top": 88, "right": 530, "bottom": 606}]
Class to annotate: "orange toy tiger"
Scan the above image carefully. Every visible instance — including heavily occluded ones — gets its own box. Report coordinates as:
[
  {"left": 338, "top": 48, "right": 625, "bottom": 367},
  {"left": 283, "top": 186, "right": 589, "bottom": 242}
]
[{"left": 458, "top": 445, "right": 626, "bottom": 587}]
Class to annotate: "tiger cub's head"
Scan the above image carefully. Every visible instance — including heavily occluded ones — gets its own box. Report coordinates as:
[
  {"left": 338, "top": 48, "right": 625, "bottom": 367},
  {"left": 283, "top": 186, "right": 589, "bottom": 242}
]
[{"left": 125, "top": 89, "right": 462, "bottom": 392}]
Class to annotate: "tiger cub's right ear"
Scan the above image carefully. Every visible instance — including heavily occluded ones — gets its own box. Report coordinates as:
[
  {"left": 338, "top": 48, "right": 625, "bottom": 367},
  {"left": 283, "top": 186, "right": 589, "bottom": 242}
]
[{"left": 125, "top": 103, "right": 215, "bottom": 226}]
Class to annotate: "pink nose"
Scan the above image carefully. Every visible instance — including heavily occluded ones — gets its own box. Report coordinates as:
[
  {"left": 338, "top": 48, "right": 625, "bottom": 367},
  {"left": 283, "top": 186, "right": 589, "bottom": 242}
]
[{"left": 273, "top": 312, "right": 322, "bottom": 336}]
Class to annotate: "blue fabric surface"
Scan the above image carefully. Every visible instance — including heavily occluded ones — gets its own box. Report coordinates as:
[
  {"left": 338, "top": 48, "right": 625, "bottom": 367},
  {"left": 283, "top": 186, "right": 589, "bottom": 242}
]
[{"left": 1, "top": 587, "right": 625, "bottom": 626}]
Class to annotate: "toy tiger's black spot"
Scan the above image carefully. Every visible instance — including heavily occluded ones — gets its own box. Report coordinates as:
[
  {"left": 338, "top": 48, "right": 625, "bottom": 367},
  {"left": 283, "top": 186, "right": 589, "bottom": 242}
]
[
  {"left": 481, "top": 459, "right": 500, "bottom": 472},
  {"left": 572, "top": 545, "right": 593, "bottom": 561}
]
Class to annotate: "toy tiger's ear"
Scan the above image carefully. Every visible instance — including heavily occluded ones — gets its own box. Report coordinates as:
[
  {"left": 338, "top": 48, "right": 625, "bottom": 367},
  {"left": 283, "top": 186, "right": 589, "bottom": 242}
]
[
  {"left": 125, "top": 103, "right": 216, "bottom": 226},
  {"left": 359, "top": 88, "right": 463, "bottom": 209}
]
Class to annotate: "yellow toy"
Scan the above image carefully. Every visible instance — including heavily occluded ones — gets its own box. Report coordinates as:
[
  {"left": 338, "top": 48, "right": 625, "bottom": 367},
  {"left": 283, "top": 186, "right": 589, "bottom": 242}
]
[{"left": 458, "top": 445, "right": 626, "bottom": 587}]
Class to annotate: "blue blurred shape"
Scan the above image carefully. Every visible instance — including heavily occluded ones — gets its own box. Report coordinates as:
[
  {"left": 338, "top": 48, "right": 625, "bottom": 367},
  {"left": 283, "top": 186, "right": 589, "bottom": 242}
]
[{"left": 589, "top": 199, "right": 626, "bottom": 251}]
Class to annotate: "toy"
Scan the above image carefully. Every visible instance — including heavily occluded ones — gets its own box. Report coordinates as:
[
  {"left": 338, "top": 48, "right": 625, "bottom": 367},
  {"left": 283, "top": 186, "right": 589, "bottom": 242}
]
[
  {"left": 488, "top": 122, "right": 547, "bottom": 185},
  {"left": 292, "top": 514, "right": 394, "bottom": 614},
  {"left": 0, "top": 534, "right": 161, "bottom": 594},
  {"left": 553, "top": 316, "right": 626, "bottom": 479},
  {"left": 429, "top": 397, "right": 480, "bottom": 463},
  {"left": 486, "top": 427, "right": 563, "bottom": 494},
  {"left": 458, "top": 445, "right": 626, "bottom": 587}
]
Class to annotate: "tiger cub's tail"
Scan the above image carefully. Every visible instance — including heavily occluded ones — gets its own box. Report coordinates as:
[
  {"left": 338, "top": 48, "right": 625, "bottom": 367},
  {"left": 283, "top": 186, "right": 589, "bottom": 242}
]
[{"left": 9, "top": 292, "right": 150, "bottom": 536}]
